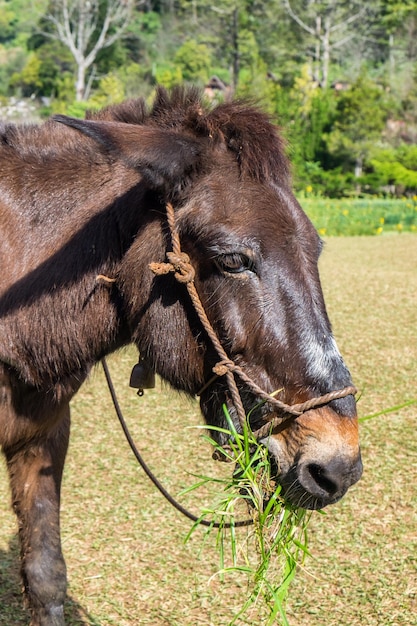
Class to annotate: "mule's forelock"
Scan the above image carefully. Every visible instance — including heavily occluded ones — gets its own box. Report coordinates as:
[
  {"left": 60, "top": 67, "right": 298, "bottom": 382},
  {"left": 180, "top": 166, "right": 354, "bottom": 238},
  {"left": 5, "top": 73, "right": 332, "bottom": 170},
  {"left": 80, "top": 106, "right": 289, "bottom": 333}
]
[
  {"left": 87, "top": 86, "right": 291, "bottom": 188},
  {"left": 152, "top": 87, "right": 292, "bottom": 187},
  {"left": 203, "top": 101, "right": 291, "bottom": 186}
]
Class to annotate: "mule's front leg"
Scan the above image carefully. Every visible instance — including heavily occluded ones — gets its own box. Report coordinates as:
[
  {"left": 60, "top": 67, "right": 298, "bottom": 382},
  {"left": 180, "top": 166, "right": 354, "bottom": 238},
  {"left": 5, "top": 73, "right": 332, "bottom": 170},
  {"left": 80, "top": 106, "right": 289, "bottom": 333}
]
[{"left": 4, "top": 408, "right": 70, "bottom": 626}]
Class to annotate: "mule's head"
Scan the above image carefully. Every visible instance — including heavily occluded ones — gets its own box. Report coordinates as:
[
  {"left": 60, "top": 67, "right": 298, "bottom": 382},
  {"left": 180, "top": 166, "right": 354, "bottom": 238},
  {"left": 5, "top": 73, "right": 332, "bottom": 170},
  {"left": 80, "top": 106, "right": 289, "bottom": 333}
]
[
  {"left": 56, "top": 87, "right": 362, "bottom": 510},
  {"left": 177, "top": 179, "right": 362, "bottom": 510}
]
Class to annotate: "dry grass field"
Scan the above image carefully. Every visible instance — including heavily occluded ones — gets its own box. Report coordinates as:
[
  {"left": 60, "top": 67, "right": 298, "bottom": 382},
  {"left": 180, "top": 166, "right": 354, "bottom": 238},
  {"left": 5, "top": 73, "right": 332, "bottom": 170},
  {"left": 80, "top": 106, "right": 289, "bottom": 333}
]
[{"left": 1, "top": 234, "right": 416, "bottom": 625}]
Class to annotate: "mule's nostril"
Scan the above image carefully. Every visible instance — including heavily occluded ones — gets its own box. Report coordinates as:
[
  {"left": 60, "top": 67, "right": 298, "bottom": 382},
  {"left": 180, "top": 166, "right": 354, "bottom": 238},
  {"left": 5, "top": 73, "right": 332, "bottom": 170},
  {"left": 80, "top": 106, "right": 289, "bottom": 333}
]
[
  {"left": 278, "top": 455, "right": 362, "bottom": 510},
  {"left": 307, "top": 463, "right": 338, "bottom": 497}
]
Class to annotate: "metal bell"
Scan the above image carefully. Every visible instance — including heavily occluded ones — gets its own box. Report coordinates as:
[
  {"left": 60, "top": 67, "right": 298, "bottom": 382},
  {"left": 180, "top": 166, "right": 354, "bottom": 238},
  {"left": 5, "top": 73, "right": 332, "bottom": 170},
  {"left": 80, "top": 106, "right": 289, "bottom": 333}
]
[{"left": 129, "top": 357, "right": 156, "bottom": 395}]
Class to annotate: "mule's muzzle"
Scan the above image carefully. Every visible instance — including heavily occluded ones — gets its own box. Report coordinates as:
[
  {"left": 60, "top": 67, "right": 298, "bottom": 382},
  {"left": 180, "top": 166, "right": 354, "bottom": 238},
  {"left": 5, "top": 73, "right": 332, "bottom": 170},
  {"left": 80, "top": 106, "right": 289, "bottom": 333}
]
[{"left": 279, "top": 453, "right": 363, "bottom": 510}]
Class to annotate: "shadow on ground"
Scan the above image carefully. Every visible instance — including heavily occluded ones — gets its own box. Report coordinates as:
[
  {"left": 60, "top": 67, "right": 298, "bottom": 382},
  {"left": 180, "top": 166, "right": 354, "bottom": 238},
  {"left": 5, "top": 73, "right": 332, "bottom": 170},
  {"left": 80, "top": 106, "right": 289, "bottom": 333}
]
[{"left": 0, "top": 536, "right": 100, "bottom": 626}]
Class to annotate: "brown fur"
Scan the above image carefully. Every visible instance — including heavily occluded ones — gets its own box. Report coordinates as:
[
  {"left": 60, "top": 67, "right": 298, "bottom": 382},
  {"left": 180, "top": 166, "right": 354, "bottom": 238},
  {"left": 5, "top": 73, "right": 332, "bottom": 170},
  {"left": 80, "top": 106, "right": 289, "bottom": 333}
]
[{"left": 0, "top": 87, "right": 361, "bottom": 625}]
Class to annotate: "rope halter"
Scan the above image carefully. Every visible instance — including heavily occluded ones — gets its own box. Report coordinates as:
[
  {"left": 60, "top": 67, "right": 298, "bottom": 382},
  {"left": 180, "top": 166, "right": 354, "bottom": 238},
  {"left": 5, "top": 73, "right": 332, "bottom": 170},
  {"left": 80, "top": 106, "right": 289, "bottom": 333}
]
[{"left": 150, "top": 203, "right": 357, "bottom": 441}]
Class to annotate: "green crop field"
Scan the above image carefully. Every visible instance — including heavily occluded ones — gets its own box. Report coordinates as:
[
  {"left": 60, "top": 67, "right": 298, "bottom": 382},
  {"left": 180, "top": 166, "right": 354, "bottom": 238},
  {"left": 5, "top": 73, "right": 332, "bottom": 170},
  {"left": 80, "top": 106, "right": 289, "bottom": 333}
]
[
  {"left": 0, "top": 234, "right": 416, "bottom": 626},
  {"left": 301, "top": 196, "right": 417, "bottom": 236}
]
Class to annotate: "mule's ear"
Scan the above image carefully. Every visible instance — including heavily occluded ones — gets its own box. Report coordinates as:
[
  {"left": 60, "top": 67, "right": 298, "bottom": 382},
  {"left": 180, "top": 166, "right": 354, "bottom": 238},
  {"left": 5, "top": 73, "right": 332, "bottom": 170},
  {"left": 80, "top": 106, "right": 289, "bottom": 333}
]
[{"left": 53, "top": 115, "right": 203, "bottom": 189}]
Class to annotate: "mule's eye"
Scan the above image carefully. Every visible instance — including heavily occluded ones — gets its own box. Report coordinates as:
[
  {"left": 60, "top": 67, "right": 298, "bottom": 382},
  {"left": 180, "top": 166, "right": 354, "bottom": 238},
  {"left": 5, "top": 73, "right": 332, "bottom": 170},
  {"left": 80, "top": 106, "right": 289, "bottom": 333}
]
[{"left": 215, "top": 253, "right": 256, "bottom": 274}]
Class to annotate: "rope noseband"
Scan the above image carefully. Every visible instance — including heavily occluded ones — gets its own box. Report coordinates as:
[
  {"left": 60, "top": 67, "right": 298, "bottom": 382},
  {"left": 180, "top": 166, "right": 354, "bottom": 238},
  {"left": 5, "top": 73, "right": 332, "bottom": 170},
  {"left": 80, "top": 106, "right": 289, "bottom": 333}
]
[{"left": 150, "top": 203, "right": 356, "bottom": 440}]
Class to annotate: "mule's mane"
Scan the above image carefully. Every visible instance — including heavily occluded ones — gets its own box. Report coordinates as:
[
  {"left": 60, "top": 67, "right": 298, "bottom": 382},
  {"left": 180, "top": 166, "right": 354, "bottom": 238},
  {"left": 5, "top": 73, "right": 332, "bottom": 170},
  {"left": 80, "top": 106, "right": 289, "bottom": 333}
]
[
  {"left": 89, "top": 86, "right": 291, "bottom": 187},
  {"left": 0, "top": 118, "right": 107, "bottom": 168}
]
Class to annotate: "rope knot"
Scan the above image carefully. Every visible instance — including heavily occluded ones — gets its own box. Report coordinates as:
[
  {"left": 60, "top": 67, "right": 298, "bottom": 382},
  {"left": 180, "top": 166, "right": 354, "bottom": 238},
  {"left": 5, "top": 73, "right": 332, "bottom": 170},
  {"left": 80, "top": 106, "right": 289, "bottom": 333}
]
[
  {"left": 166, "top": 251, "right": 195, "bottom": 283},
  {"left": 149, "top": 252, "right": 195, "bottom": 284},
  {"left": 213, "top": 359, "right": 235, "bottom": 377},
  {"left": 149, "top": 261, "right": 172, "bottom": 276}
]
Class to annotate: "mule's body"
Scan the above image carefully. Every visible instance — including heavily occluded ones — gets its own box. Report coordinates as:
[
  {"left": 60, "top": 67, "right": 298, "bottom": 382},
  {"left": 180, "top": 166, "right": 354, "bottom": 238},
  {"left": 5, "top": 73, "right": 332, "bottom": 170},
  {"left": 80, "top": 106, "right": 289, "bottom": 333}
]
[{"left": 0, "top": 87, "right": 362, "bottom": 625}]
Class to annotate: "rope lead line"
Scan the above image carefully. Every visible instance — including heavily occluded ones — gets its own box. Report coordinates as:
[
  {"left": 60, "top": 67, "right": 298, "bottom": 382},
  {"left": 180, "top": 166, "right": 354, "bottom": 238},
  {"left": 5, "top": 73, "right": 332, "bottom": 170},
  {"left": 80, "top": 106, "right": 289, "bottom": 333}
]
[
  {"left": 103, "top": 202, "right": 356, "bottom": 527},
  {"left": 102, "top": 357, "right": 252, "bottom": 528}
]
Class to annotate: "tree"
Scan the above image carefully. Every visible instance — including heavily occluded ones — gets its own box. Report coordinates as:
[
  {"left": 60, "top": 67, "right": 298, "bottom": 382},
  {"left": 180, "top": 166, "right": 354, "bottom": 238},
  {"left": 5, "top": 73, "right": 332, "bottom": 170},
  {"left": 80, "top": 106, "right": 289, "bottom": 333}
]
[
  {"left": 371, "top": 145, "right": 417, "bottom": 194},
  {"left": 0, "top": 1, "right": 18, "bottom": 43},
  {"left": 176, "top": 0, "right": 259, "bottom": 92},
  {"left": 38, "top": 0, "right": 135, "bottom": 100},
  {"left": 325, "top": 75, "right": 388, "bottom": 180},
  {"left": 283, "top": 0, "right": 370, "bottom": 87},
  {"left": 379, "top": 0, "right": 417, "bottom": 87},
  {"left": 174, "top": 39, "right": 212, "bottom": 83}
]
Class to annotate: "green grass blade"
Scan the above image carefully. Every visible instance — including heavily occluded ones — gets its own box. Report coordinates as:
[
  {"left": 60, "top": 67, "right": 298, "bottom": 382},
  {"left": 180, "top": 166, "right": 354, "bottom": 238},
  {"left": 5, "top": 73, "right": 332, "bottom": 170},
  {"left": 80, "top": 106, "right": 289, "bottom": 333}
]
[{"left": 359, "top": 398, "right": 417, "bottom": 422}]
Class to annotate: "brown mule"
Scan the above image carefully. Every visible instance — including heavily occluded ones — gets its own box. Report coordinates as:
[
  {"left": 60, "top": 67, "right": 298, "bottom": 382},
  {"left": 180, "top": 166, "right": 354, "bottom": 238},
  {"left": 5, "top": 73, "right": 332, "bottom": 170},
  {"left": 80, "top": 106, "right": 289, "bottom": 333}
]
[{"left": 0, "top": 86, "right": 362, "bottom": 625}]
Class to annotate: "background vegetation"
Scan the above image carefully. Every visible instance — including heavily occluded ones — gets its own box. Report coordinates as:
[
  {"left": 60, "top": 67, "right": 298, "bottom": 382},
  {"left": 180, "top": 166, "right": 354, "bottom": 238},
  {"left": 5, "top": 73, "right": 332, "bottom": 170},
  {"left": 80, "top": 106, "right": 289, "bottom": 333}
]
[
  {"left": 303, "top": 196, "right": 417, "bottom": 235},
  {"left": 1, "top": 3, "right": 416, "bottom": 624},
  {"left": 0, "top": 234, "right": 416, "bottom": 625},
  {"left": 1, "top": 0, "right": 417, "bottom": 197}
]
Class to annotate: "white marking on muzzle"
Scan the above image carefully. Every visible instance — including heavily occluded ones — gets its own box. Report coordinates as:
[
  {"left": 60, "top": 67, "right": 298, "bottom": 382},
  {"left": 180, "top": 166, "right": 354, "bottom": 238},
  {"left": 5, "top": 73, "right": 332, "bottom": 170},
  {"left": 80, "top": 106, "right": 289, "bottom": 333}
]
[{"left": 304, "top": 333, "right": 346, "bottom": 380}]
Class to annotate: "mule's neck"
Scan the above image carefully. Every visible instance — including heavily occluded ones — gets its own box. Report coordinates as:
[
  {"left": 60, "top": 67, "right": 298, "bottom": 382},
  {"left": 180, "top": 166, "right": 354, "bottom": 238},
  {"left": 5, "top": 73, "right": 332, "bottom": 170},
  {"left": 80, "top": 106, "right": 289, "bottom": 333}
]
[{"left": 0, "top": 167, "right": 153, "bottom": 391}]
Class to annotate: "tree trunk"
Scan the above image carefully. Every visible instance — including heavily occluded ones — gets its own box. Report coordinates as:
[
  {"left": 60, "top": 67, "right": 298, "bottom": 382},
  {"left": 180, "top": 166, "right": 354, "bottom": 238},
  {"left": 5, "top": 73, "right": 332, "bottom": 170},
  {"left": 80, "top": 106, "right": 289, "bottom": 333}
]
[
  {"left": 315, "top": 15, "right": 321, "bottom": 83},
  {"left": 231, "top": 8, "right": 239, "bottom": 93},
  {"left": 355, "top": 156, "right": 363, "bottom": 194},
  {"left": 389, "top": 33, "right": 395, "bottom": 86},
  {"left": 76, "top": 64, "right": 86, "bottom": 102},
  {"left": 322, "top": 17, "right": 331, "bottom": 88}
]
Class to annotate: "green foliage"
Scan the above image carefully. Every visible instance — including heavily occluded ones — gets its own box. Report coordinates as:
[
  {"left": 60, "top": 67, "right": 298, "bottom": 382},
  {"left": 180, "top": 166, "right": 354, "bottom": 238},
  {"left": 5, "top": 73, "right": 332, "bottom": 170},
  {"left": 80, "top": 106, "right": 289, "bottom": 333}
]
[
  {"left": 371, "top": 145, "right": 417, "bottom": 192},
  {"left": 236, "top": 28, "right": 259, "bottom": 69},
  {"left": 296, "top": 164, "right": 356, "bottom": 199},
  {"left": 324, "top": 75, "right": 389, "bottom": 171},
  {"left": 127, "top": 9, "right": 161, "bottom": 42},
  {"left": 300, "top": 197, "right": 417, "bottom": 235},
  {"left": 174, "top": 39, "right": 212, "bottom": 83},
  {"left": 0, "top": 1, "right": 18, "bottom": 43},
  {"left": 236, "top": 57, "right": 276, "bottom": 107},
  {"left": 9, "top": 52, "right": 42, "bottom": 95},
  {"left": 119, "top": 62, "right": 152, "bottom": 99},
  {"left": 154, "top": 62, "right": 183, "bottom": 89},
  {"left": 282, "top": 76, "right": 338, "bottom": 189},
  {"left": 381, "top": 0, "right": 417, "bottom": 31},
  {"left": 372, "top": 159, "right": 417, "bottom": 189},
  {"left": 398, "top": 144, "right": 417, "bottom": 170},
  {"left": 2, "top": 0, "right": 417, "bottom": 197},
  {"left": 10, "top": 34, "right": 75, "bottom": 99},
  {"left": 87, "top": 72, "right": 126, "bottom": 108}
]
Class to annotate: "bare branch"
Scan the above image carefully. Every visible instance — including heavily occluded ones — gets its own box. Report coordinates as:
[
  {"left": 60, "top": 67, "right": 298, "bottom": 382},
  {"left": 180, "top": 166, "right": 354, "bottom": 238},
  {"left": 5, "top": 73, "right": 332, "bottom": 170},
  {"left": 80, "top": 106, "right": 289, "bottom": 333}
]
[
  {"left": 283, "top": 0, "right": 316, "bottom": 37},
  {"left": 331, "top": 33, "right": 358, "bottom": 50},
  {"left": 329, "top": 7, "right": 367, "bottom": 34}
]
